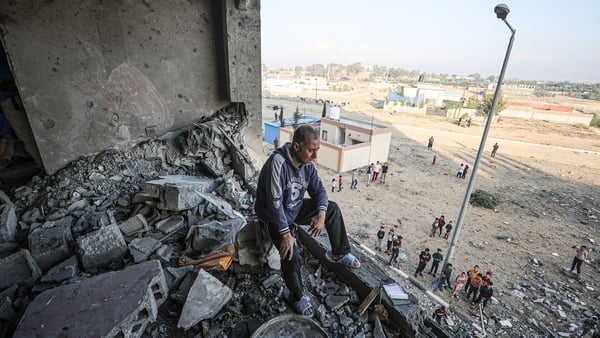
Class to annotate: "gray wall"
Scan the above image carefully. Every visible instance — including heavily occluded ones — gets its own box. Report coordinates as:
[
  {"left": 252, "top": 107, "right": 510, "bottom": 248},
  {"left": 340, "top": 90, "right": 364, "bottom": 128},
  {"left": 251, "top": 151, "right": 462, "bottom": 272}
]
[{"left": 0, "top": 0, "right": 262, "bottom": 174}]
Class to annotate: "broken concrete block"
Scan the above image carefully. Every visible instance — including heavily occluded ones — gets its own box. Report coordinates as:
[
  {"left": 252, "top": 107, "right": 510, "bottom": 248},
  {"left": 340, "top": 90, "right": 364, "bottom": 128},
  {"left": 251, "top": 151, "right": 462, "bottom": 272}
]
[
  {"left": 164, "top": 266, "right": 193, "bottom": 291},
  {"left": 143, "top": 175, "right": 217, "bottom": 211},
  {"left": 0, "top": 190, "right": 17, "bottom": 243},
  {"left": 177, "top": 269, "right": 233, "bottom": 330},
  {"left": 77, "top": 224, "right": 127, "bottom": 270},
  {"left": 129, "top": 237, "right": 161, "bottom": 263},
  {"left": 14, "top": 260, "right": 167, "bottom": 338},
  {"left": 155, "top": 215, "right": 184, "bottom": 234},
  {"left": 40, "top": 256, "right": 78, "bottom": 283},
  {"left": 0, "top": 249, "right": 42, "bottom": 289},
  {"left": 154, "top": 244, "right": 174, "bottom": 263},
  {"left": 186, "top": 218, "right": 245, "bottom": 252},
  {"left": 28, "top": 217, "right": 73, "bottom": 272},
  {"left": 118, "top": 214, "right": 149, "bottom": 236}
]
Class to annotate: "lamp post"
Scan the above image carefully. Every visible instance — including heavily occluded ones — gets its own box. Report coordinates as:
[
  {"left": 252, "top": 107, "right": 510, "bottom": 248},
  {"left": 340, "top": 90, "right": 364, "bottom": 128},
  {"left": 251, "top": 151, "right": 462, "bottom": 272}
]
[{"left": 443, "top": 4, "right": 516, "bottom": 268}]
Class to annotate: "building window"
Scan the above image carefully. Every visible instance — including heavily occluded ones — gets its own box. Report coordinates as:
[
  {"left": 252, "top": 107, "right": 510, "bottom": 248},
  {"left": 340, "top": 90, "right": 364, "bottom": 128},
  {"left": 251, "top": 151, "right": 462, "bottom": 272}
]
[{"left": 322, "top": 130, "right": 328, "bottom": 142}]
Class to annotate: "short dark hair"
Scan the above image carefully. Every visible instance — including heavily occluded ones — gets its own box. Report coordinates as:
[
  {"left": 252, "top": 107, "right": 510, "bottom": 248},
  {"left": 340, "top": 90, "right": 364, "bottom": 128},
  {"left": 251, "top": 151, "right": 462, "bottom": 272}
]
[{"left": 293, "top": 125, "right": 318, "bottom": 148}]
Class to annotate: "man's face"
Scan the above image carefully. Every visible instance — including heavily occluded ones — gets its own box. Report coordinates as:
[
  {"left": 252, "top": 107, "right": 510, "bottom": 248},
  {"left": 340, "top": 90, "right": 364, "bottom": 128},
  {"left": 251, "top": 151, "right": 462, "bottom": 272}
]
[{"left": 292, "top": 136, "right": 319, "bottom": 165}]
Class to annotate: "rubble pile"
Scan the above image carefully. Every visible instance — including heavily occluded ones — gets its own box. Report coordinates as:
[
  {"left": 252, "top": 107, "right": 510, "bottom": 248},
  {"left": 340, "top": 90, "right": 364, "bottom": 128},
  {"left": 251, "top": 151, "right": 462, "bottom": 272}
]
[{"left": 0, "top": 107, "right": 405, "bottom": 337}]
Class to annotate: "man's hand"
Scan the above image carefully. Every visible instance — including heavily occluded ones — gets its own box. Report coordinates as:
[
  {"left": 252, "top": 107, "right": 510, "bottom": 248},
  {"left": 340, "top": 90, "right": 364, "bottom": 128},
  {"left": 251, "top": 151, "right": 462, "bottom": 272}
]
[
  {"left": 280, "top": 232, "right": 296, "bottom": 261},
  {"left": 310, "top": 210, "right": 326, "bottom": 237}
]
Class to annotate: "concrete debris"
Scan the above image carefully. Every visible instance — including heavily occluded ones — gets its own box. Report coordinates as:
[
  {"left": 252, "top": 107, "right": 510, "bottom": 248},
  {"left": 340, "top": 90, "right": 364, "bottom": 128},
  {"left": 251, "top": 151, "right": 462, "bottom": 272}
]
[
  {"left": 153, "top": 244, "right": 174, "bottom": 263},
  {"left": 236, "top": 221, "right": 279, "bottom": 268},
  {"left": 177, "top": 269, "right": 233, "bottom": 330},
  {"left": 14, "top": 260, "right": 167, "bottom": 338},
  {"left": 28, "top": 217, "right": 73, "bottom": 271},
  {"left": 0, "top": 296, "right": 15, "bottom": 321},
  {"left": 163, "top": 265, "right": 194, "bottom": 291},
  {"left": 155, "top": 215, "right": 184, "bottom": 234},
  {"left": 40, "top": 255, "right": 78, "bottom": 283},
  {"left": 0, "top": 190, "right": 17, "bottom": 243},
  {"left": 77, "top": 223, "right": 128, "bottom": 270},
  {"left": 118, "top": 213, "right": 149, "bottom": 236},
  {"left": 186, "top": 217, "right": 245, "bottom": 253},
  {"left": 143, "top": 175, "right": 217, "bottom": 211},
  {"left": 0, "top": 249, "right": 42, "bottom": 289},
  {"left": 129, "top": 237, "right": 161, "bottom": 263},
  {"left": 325, "top": 295, "right": 350, "bottom": 311}
]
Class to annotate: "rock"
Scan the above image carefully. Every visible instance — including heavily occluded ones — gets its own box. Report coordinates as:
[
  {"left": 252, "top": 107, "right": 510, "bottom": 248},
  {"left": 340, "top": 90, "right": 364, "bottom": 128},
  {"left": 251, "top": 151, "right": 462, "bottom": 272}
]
[
  {"left": 177, "top": 269, "right": 233, "bottom": 330},
  {"left": 118, "top": 214, "right": 149, "bottom": 236},
  {"left": 40, "top": 255, "right": 78, "bottom": 283},
  {"left": 13, "top": 260, "right": 167, "bottom": 338},
  {"left": 142, "top": 175, "right": 217, "bottom": 211},
  {"left": 77, "top": 224, "right": 128, "bottom": 270},
  {"left": 129, "top": 237, "right": 161, "bottom": 263},
  {"left": 0, "top": 249, "right": 42, "bottom": 289},
  {"left": 28, "top": 217, "right": 73, "bottom": 272}
]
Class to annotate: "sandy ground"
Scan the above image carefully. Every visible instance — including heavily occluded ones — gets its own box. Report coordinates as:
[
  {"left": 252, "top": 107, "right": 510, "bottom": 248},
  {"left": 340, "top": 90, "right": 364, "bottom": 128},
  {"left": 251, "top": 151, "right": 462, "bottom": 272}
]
[{"left": 258, "top": 84, "right": 600, "bottom": 328}]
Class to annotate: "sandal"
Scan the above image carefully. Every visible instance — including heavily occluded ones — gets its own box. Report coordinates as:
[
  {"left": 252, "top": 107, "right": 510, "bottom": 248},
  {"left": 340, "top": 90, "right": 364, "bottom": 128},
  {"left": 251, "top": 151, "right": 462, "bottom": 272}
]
[
  {"left": 329, "top": 252, "right": 361, "bottom": 268},
  {"left": 292, "top": 296, "right": 314, "bottom": 318}
]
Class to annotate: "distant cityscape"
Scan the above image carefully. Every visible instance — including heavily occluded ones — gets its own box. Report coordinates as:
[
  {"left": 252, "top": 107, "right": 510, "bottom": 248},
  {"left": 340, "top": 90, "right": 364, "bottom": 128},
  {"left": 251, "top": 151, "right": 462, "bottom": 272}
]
[{"left": 262, "top": 63, "right": 600, "bottom": 102}]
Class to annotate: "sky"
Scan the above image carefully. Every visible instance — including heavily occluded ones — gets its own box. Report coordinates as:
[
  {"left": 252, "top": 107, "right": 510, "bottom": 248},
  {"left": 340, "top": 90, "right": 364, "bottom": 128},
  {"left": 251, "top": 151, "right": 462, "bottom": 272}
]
[{"left": 261, "top": 0, "right": 600, "bottom": 83}]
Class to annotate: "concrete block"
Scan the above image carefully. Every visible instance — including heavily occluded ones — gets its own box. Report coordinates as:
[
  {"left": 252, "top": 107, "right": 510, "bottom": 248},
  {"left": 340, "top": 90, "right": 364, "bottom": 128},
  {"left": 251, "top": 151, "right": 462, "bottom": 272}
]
[
  {"left": 41, "top": 256, "right": 78, "bottom": 283},
  {"left": 0, "top": 249, "right": 42, "bottom": 289},
  {"left": 0, "top": 191, "right": 17, "bottom": 243},
  {"left": 143, "top": 175, "right": 217, "bottom": 211},
  {"left": 14, "top": 260, "right": 168, "bottom": 338},
  {"left": 164, "top": 266, "right": 193, "bottom": 291},
  {"left": 153, "top": 244, "right": 174, "bottom": 263},
  {"left": 177, "top": 269, "right": 233, "bottom": 330},
  {"left": 77, "top": 224, "right": 127, "bottom": 270},
  {"left": 118, "top": 214, "right": 149, "bottom": 236},
  {"left": 28, "top": 217, "right": 73, "bottom": 272},
  {"left": 129, "top": 237, "right": 161, "bottom": 263},
  {"left": 155, "top": 215, "right": 184, "bottom": 234},
  {"left": 236, "top": 221, "right": 280, "bottom": 269}
]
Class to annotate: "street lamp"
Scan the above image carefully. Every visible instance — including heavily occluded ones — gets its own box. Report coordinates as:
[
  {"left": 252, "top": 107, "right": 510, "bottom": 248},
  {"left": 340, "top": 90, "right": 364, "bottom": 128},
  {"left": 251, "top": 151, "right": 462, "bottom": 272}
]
[{"left": 443, "top": 4, "right": 516, "bottom": 268}]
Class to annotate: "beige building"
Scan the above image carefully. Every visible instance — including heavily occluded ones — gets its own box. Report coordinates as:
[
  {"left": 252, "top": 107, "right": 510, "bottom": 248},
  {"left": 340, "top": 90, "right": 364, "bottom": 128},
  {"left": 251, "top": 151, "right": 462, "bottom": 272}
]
[{"left": 277, "top": 117, "right": 392, "bottom": 173}]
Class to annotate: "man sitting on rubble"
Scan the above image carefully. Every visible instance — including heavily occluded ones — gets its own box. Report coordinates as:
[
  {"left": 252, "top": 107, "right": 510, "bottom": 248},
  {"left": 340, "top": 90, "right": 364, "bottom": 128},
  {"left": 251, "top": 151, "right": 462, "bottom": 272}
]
[{"left": 255, "top": 125, "right": 360, "bottom": 317}]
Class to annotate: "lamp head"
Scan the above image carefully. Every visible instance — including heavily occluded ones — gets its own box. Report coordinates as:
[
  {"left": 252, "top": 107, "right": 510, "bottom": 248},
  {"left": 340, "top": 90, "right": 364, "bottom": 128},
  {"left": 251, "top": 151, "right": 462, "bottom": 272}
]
[{"left": 494, "top": 4, "right": 510, "bottom": 19}]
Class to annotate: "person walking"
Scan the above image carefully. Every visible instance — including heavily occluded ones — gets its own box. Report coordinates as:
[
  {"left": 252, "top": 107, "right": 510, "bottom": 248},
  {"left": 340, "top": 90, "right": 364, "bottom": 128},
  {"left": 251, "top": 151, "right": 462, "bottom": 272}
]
[
  {"left": 366, "top": 164, "right": 373, "bottom": 186},
  {"left": 338, "top": 175, "right": 343, "bottom": 192},
  {"left": 331, "top": 178, "right": 337, "bottom": 193},
  {"left": 388, "top": 236, "right": 402, "bottom": 265},
  {"left": 432, "top": 155, "right": 437, "bottom": 165},
  {"left": 456, "top": 164, "right": 464, "bottom": 178},
  {"left": 375, "top": 226, "right": 385, "bottom": 251},
  {"left": 461, "top": 165, "right": 469, "bottom": 179},
  {"left": 443, "top": 221, "right": 453, "bottom": 240},
  {"left": 491, "top": 143, "right": 499, "bottom": 157},
  {"left": 350, "top": 170, "right": 358, "bottom": 190},
  {"left": 439, "top": 263, "right": 453, "bottom": 291},
  {"left": 427, "top": 136, "right": 434, "bottom": 150},
  {"left": 437, "top": 215, "right": 446, "bottom": 237},
  {"left": 385, "top": 229, "right": 395, "bottom": 254},
  {"left": 381, "top": 162, "right": 389, "bottom": 183},
  {"left": 570, "top": 245, "right": 588, "bottom": 276},
  {"left": 371, "top": 161, "right": 381, "bottom": 183},
  {"left": 466, "top": 273, "right": 484, "bottom": 303},
  {"left": 471, "top": 281, "right": 494, "bottom": 315},
  {"left": 255, "top": 125, "right": 360, "bottom": 317},
  {"left": 452, "top": 271, "right": 468, "bottom": 298},
  {"left": 464, "top": 265, "right": 480, "bottom": 295},
  {"left": 428, "top": 248, "right": 444, "bottom": 277},
  {"left": 414, "top": 248, "right": 431, "bottom": 277},
  {"left": 430, "top": 217, "right": 439, "bottom": 237}
]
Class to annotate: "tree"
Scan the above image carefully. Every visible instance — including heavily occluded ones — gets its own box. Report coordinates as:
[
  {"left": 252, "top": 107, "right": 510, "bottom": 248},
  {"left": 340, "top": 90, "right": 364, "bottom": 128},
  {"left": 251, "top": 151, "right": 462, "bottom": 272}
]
[
  {"left": 478, "top": 93, "right": 507, "bottom": 119},
  {"left": 322, "top": 101, "right": 327, "bottom": 118},
  {"left": 279, "top": 106, "right": 284, "bottom": 127}
]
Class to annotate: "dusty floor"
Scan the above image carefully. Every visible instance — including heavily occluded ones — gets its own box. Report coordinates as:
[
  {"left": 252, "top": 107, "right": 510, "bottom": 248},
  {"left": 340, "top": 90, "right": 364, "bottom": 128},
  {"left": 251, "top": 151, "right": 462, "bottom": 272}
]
[{"left": 259, "top": 85, "right": 600, "bottom": 333}]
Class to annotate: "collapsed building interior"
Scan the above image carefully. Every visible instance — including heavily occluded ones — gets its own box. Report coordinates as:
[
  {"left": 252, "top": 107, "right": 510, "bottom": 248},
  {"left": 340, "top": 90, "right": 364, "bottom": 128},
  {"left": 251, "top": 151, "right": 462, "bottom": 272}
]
[{"left": 0, "top": 1, "right": 464, "bottom": 337}]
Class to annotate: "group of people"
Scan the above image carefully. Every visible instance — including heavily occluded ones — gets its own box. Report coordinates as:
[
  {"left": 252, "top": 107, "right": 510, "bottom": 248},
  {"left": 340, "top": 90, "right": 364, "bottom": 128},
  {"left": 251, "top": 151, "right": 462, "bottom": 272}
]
[
  {"left": 456, "top": 163, "right": 470, "bottom": 179},
  {"left": 330, "top": 161, "right": 389, "bottom": 193},
  {"left": 375, "top": 226, "right": 404, "bottom": 266},
  {"left": 366, "top": 161, "right": 389, "bottom": 185},
  {"left": 430, "top": 215, "right": 453, "bottom": 240}
]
